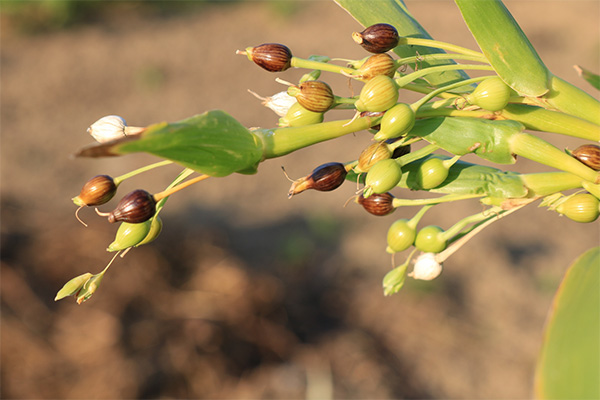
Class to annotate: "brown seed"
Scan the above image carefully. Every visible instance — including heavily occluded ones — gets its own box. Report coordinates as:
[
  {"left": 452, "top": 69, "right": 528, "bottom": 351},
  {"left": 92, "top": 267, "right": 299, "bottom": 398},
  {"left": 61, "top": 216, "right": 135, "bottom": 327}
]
[
  {"left": 355, "top": 53, "right": 397, "bottom": 80},
  {"left": 357, "top": 192, "right": 396, "bottom": 216},
  {"left": 288, "top": 162, "right": 347, "bottom": 197},
  {"left": 245, "top": 43, "right": 292, "bottom": 72},
  {"left": 73, "top": 175, "right": 117, "bottom": 207},
  {"left": 357, "top": 142, "right": 392, "bottom": 172},
  {"left": 572, "top": 144, "right": 600, "bottom": 171},
  {"left": 108, "top": 189, "right": 156, "bottom": 224},
  {"left": 352, "top": 23, "right": 400, "bottom": 54}
]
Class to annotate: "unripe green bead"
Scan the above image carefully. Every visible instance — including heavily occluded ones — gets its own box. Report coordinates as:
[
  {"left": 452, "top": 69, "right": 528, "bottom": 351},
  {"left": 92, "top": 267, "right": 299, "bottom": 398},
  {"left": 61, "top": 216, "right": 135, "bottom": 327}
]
[
  {"left": 136, "top": 216, "right": 163, "bottom": 247},
  {"left": 386, "top": 219, "right": 417, "bottom": 253},
  {"left": 556, "top": 193, "right": 600, "bottom": 223},
  {"left": 279, "top": 102, "right": 324, "bottom": 127},
  {"left": 107, "top": 220, "right": 152, "bottom": 252},
  {"left": 416, "top": 157, "right": 450, "bottom": 189},
  {"left": 355, "top": 75, "right": 399, "bottom": 112},
  {"left": 465, "top": 77, "right": 511, "bottom": 112},
  {"left": 374, "top": 103, "right": 415, "bottom": 141},
  {"left": 364, "top": 158, "right": 402, "bottom": 196},
  {"left": 415, "top": 225, "right": 447, "bottom": 253}
]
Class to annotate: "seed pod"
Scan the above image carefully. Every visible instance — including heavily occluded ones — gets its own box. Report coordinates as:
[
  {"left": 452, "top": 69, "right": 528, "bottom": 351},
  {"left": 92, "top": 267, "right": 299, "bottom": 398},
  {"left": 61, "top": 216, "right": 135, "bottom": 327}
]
[
  {"left": 279, "top": 102, "right": 324, "bottom": 127},
  {"left": 107, "top": 189, "right": 156, "bottom": 224},
  {"left": 356, "top": 142, "right": 393, "bottom": 173},
  {"left": 355, "top": 53, "right": 397, "bottom": 80},
  {"left": 387, "top": 219, "right": 417, "bottom": 253},
  {"left": 374, "top": 103, "right": 415, "bottom": 141},
  {"left": 556, "top": 193, "right": 600, "bottom": 223},
  {"left": 352, "top": 23, "right": 400, "bottom": 54},
  {"left": 364, "top": 158, "right": 402, "bottom": 197},
  {"left": 107, "top": 220, "right": 153, "bottom": 252},
  {"left": 464, "top": 77, "right": 511, "bottom": 111},
  {"left": 288, "top": 162, "right": 347, "bottom": 197},
  {"left": 357, "top": 192, "right": 396, "bottom": 216},
  {"left": 572, "top": 144, "right": 600, "bottom": 171},
  {"left": 355, "top": 75, "right": 399, "bottom": 112},
  {"left": 242, "top": 43, "right": 293, "bottom": 72},
  {"left": 415, "top": 225, "right": 447, "bottom": 253},
  {"left": 137, "top": 216, "right": 163, "bottom": 247},
  {"left": 287, "top": 80, "right": 334, "bottom": 113},
  {"left": 72, "top": 175, "right": 118, "bottom": 207}
]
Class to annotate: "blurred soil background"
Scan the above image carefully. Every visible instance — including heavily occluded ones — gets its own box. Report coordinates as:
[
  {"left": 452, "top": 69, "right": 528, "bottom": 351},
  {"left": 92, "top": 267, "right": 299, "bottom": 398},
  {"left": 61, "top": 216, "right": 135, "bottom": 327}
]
[{"left": 1, "top": 1, "right": 599, "bottom": 398}]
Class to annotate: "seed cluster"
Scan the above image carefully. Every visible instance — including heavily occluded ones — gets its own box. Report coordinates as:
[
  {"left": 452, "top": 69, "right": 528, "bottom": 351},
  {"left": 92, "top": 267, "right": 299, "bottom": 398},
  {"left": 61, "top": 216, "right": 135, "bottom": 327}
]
[{"left": 61, "top": 21, "right": 600, "bottom": 304}]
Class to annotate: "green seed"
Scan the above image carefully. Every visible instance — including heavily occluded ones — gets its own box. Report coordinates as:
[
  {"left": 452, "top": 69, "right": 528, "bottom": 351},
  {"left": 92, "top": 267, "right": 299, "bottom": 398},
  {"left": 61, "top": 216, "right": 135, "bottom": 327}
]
[
  {"left": 374, "top": 103, "right": 415, "bottom": 141},
  {"left": 465, "top": 77, "right": 511, "bottom": 112},
  {"left": 415, "top": 225, "right": 447, "bottom": 253},
  {"left": 107, "top": 220, "right": 153, "bottom": 252},
  {"left": 416, "top": 157, "right": 450, "bottom": 189},
  {"left": 364, "top": 158, "right": 402, "bottom": 196},
  {"left": 279, "top": 102, "right": 324, "bottom": 127},
  {"left": 387, "top": 219, "right": 416, "bottom": 253},
  {"left": 556, "top": 193, "right": 599, "bottom": 223},
  {"left": 355, "top": 75, "right": 399, "bottom": 112},
  {"left": 356, "top": 142, "right": 393, "bottom": 173}
]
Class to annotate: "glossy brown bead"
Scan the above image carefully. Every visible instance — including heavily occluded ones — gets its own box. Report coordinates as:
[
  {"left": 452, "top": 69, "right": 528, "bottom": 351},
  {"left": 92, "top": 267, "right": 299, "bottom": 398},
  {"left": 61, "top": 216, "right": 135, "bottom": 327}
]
[
  {"left": 247, "top": 43, "right": 292, "bottom": 72},
  {"left": 74, "top": 175, "right": 117, "bottom": 206},
  {"left": 572, "top": 144, "right": 600, "bottom": 171},
  {"left": 357, "top": 192, "right": 396, "bottom": 216},
  {"left": 288, "top": 162, "right": 347, "bottom": 197},
  {"left": 352, "top": 23, "right": 400, "bottom": 54},
  {"left": 108, "top": 189, "right": 156, "bottom": 224}
]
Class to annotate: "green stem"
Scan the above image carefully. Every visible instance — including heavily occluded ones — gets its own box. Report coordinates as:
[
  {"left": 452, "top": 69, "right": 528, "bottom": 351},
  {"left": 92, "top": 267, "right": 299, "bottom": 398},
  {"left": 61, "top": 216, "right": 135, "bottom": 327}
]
[
  {"left": 114, "top": 160, "right": 173, "bottom": 185},
  {"left": 395, "top": 64, "right": 495, "bottom": 88},
  {"left": 392, "top": 193, "right": 484, "bottom": 207},
  {"left": 155, "top": 168, "right": 195, "bottom": 214},
  {"left": 290, "top": 57, "right": 356, "bottom": 76},
  {"left": 412, "top": 76, "right": 493, "bottom": 110},
  {"left": 540, "top": 75, "right": 600, "bottom": 125},
  {"left": 396, "top": 143, "right": 439, "bottom": 166},
  {"left": 397, "top": 52, "right": 489, "bottom": 66},
  {"left": 520, "top": 172, "right": 584, "bottom": 197},
  {"left": 254, "top": 115, "right": 381, "bottom": 159},
  {"left": 397, "top": 37, "right": 484, "bottom": 59},
  {"left": 441, "top": 208, "right": 499, "bottom": 241}
]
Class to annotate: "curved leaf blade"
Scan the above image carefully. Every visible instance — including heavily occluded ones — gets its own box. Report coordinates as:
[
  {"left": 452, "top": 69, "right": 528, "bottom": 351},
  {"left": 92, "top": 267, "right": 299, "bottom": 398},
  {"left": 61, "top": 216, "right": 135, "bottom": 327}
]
[
  {"left": 454, "top": 0, "right": 549, "bottom": 96},
  {"left": 534, "top": 247, "right": 600, "bottom": 400}
]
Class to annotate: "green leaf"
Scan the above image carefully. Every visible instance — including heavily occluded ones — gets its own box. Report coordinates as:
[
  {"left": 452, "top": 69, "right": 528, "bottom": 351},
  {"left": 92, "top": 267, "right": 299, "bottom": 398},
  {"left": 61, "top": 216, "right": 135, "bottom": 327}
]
[
  {"left": 334, "top": 0, "right": 471, "bottom": 89},
  {"left": 454, "top": 0, "right": 549, "bottom": 96},
  {"left": 408, "top": 116, "right": 524, "bottom": 164},
  {"left": 534, "top": 247, "right": 600, "bottom": 400},
  {"left": 78, "top": 110, "right": 264, "bottom": 177},
  {"left": 575, "top": 65, "right": 600, "bottom": 90}
]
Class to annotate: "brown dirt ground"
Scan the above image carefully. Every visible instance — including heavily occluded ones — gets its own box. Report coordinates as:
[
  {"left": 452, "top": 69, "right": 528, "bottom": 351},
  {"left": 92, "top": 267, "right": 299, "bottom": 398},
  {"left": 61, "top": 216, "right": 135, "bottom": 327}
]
[{"left": 1, "top": 1, "right": 599, "bottom": 399}]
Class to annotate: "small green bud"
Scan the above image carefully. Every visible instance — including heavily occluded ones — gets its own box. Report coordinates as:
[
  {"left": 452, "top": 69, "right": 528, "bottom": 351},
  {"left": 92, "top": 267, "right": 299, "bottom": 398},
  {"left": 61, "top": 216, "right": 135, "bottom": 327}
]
[
  {"left": 415, "top": 225, "right": 447, "bottom": 253},
  {"left": 364, "top": 158, "right": 402, "bottom": 197},
  {"left": 383, "top": 262, "right": 409, "bottom": 296},
  {"left": 556, "top": 193, "right": 600, "bottom": 223},
  {"left": 107, "top": 220, "right": 153, "bottom": 252},
  {"left": 355, "top": 75, "right": 399, "bottom": 112},
  {"left": 278, "top": 102, "right": 324, "bottom": 127},
  {"left": 386, "top": 219, "right": 417, "bottom": 253},
  {"left": 55, "top": 272, "right": 94, "bottom": 301},
  {"left": 415, "top": 158, "right": 449, "bottom": 189},
  {"left": 464, "top": 77, "right": 511, "bottom": 111},
  {"left": 373, "top": 103, "right": 415, "bottom": 141}
]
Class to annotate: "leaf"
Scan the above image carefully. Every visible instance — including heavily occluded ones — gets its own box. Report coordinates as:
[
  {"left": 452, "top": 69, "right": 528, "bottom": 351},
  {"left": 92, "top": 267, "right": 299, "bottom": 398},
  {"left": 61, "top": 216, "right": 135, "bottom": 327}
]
[
  {"left": 408, "top": 116, "right": 524, "bottom": 164},
  {"left": 534, "top": 247, "right": 600, "bottom": 400},
  {"left": 334, "top": 0, "right": 471, "bottom": 89},
  {"left": 77, "top": 110, "right": 264, "bottom": 177},
  {"left": 454, "top": 0, "right": 549, "bottom": 96},
  {"left": 575, "top": 65, "right": 600, "bottom": 90}
]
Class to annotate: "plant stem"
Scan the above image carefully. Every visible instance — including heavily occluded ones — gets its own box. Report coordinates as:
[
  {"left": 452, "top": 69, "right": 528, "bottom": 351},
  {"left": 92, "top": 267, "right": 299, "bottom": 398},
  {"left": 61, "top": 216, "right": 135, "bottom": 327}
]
[
  {"left": 392, "top": 193, "right": 484, "bottom": 207},
  {"left": 153, "top": 173, "right": 210, "bottom": 202},
  {"left": 395, "top": 64, "right": 495, "bottom": 88},
  {"left": 521, "top": 172, "right": 584, "bottom": 197},
  {"left": 397, "top": 52, "right": 489, "bottom": 66},
  {"left": 291, "top": 57, "right": 356, "bottom": 76},
  {"left": 411, "top": 76, "right": 493, "bottom": 110},
  {"left": 114, "top": 160, "right": 173, "bottom": 185},
  {"left": 397, "top": 37, "right": 485, "bottom": 59},
  {"left": 254, "top": 115, "right": 381, "bottom": 159}
]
